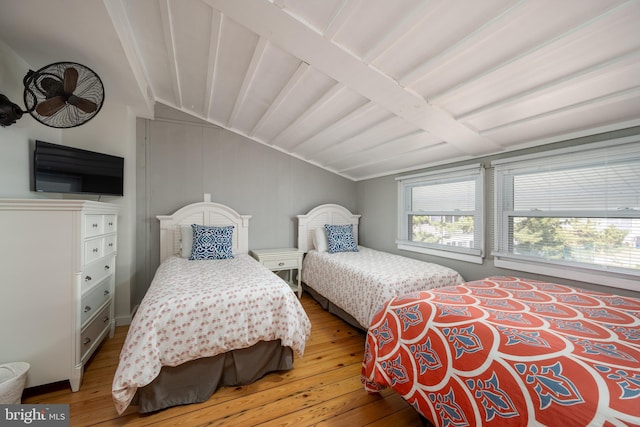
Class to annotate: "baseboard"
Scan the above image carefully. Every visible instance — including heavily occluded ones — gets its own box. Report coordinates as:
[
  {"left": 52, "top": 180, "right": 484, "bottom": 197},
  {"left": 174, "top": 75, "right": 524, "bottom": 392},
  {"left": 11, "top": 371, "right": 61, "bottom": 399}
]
[{"left": 115, "top": 304, "right": 138, "bottom": 326}]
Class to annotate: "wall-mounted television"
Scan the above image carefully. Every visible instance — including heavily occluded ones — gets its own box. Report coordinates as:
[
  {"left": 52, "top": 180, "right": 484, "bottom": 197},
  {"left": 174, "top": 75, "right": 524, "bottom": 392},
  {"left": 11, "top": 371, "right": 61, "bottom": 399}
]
[{"left": 33, "top": 140, "right": 124, "bottom": 196}]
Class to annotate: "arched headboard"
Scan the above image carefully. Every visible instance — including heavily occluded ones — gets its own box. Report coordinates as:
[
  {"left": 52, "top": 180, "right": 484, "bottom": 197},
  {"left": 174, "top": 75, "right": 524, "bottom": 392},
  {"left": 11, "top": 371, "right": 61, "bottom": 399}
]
[
  {"left": 157, "top": 202, "right": 251, "bottom": 263},
  {"left": 297, "top": 204, "right": 361, "bottom": 253}
]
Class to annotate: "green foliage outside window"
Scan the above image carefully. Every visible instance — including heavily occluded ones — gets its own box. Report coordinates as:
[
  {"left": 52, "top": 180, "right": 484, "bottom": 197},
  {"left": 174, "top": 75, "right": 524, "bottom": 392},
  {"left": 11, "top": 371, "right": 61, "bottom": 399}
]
[
  {"left": 513, "top": 217, "right": 638, "bottom": 269},
  {"left": 411, "top": 215, "right": 474, "bottom": 246}
]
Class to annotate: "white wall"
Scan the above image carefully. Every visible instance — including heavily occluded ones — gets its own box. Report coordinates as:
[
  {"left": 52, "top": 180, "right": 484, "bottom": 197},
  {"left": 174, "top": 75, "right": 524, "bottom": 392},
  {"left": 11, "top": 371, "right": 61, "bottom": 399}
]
[{"left": 0, "top": 41, "right": 136, "bottom": 325}]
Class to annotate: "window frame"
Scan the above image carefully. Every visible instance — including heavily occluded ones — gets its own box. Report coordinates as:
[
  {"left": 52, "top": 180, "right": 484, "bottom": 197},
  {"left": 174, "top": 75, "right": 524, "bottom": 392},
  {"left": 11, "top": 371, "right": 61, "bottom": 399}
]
[
  {"left": 492, "top": 136, "right": 640, "bottom": 292},
  {"left": 396, "top": 163, "right": 484, "bottom": 264}
]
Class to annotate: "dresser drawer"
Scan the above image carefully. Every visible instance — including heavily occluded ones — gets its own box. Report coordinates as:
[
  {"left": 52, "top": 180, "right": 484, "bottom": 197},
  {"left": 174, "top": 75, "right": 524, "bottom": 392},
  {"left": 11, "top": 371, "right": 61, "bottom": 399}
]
[
  {"left": 85, "top": 214, "right": 104, "bottom": 237},
  {"left": 104, "top": 215, "right": 117, "bottom": 233},
  {"left": 85, "top": 214, "right": 118, "bottom": 238},
  {"left": 263, "top": 257, "right": 300, "bottom": 270},
  {"left": 82, "top": 255, "right": 115, "bottom": 290},
  {"left": 84, "top": 237, "right": 104, "bottom": 264},
  {"left": 81, "top": 302, "right": 111, "bottom": 362},
  {"left": 104, "top": 234, "right": 116, "bottom": 255},
  {"left": 81, "top": 279, "right": 112, "bottom": 326}
]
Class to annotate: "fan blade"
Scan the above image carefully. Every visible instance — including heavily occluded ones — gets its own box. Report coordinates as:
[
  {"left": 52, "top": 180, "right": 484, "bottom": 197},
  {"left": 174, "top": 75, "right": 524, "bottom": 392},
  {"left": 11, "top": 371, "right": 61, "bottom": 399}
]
[
  {"left": 68, "top": 95, "right": 97, "bottom": 114},
  {"left": 63, "top": 67, "right": 78, "bottom": 94},
  {"left": 35, "top": 97, "right": 65, "bottom": 116}
]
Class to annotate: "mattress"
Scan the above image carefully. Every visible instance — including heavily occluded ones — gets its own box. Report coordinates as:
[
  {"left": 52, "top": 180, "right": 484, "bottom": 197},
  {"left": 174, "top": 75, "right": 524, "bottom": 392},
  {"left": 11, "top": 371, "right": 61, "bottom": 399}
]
[
  {"left": 302, "top": 246, "right": 464, "bottom": 328},
  {"left": 112, "top": 254, "right": 311, "bottom": 414}
]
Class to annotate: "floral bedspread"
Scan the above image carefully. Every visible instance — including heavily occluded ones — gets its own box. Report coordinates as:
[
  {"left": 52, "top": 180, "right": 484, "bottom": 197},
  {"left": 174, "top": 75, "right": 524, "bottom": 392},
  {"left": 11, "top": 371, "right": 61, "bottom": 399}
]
[
  {"left": 302, "top": 246, "right": 464, "bottom": 328},
  {"left": 112, "top": 255, "right": 311, "bottom": 414},
  {"left": 362, "top": 276, "right": 640, "bottom": 426}
]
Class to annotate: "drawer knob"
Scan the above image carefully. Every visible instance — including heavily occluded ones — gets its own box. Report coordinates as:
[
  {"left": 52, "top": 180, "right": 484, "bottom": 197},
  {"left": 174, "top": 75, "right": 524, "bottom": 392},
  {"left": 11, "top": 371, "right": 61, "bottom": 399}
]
[
  {"left": 92, "top": 223, "right": 98, "bottom": 228},
  {"left": 108, "top": 243, "right": 113, "bottom": 247},
  {"left": 84, "top": 305, "right": 91, "bottom": 313},
  {"left": 83, "top": 337, "right": 91, "bottom": 345},
  {"left": 92, "top": 248, "right": 99, "bottom": 253},
  {"left": 103, "top": 316, "right": 109, "bottom": 323},
  {"left": 108, "top": 222, "right": 113, "bottom": 226},
  {"left": 104, "top": 290, "right": 110, "bottom": 296},
  {"left": 104, "top": 265, "right": 110, "bottom": 270},
  {"left": 278, "top": 262, "right": 285, "bottom": 266},
  {"left": 85, "top": 276, "right": 92, "bottom": 282}
]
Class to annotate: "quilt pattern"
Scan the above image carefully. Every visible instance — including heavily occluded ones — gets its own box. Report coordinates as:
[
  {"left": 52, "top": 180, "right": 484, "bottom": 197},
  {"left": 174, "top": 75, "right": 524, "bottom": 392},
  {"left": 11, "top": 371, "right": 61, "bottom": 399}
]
[{"left": 362, "top": 276, "right": 640, "bottom": 426}]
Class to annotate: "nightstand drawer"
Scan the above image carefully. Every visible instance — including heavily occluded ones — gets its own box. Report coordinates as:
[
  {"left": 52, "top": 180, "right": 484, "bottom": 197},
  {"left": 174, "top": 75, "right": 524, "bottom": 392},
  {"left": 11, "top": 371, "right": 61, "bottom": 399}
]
[
  {"left": 249, "top": 248, "right": 303, "bottom": 299},
  {"left": 263, "top": 258, "right": 299, "bottom": 270}
]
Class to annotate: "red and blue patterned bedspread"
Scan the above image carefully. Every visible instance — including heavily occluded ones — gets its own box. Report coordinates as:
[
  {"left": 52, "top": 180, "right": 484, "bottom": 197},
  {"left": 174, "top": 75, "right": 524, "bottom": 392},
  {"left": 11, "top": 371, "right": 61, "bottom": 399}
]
[{"left": 362, "top": 276, "right": 640, "bottom": 426}]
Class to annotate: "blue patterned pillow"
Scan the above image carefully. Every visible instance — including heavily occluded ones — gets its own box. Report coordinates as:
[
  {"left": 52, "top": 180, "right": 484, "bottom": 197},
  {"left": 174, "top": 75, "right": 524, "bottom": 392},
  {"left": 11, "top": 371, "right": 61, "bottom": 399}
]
[
  {"left": 189, "top": 224, "right": 234, "bottom": 260},
  {"left": 325, "top": 224, "right": 358, "bottom": 253}
]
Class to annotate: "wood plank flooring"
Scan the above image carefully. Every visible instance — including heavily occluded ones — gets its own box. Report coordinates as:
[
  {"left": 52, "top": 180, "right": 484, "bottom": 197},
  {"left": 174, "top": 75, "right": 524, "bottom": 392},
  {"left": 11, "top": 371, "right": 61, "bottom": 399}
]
[{"left": 22, "top": 294, "right": 426, "bottom": 426}]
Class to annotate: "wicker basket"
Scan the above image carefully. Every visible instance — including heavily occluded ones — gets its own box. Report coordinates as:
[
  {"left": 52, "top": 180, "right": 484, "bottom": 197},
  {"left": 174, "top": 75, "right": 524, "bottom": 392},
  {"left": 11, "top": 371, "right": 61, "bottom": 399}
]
[{"left": 0, "top": 362, "right": 30, "bottom": 404}]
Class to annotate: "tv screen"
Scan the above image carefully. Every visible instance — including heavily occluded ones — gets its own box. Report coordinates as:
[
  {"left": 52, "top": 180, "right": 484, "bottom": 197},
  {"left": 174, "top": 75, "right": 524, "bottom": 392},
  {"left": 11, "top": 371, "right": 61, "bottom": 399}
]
[{"left": 34, "top": 140, "right": 124, "bottom": 196}]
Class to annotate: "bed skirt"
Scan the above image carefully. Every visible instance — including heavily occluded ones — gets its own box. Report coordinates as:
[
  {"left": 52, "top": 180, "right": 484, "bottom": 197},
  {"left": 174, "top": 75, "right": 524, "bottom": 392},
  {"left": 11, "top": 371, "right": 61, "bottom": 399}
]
[
  {"left": 131, "top": 340, "right": 293, "bottom": 413},
  {"left": 304, "top": 285, "right": 365, "bottom": 331}
]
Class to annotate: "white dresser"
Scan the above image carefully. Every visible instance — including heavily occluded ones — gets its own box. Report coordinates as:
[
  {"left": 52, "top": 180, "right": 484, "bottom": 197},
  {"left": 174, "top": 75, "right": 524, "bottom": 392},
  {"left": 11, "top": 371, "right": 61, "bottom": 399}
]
[{"left": 0, "top": 199, "right": 118, "bottom": 391}]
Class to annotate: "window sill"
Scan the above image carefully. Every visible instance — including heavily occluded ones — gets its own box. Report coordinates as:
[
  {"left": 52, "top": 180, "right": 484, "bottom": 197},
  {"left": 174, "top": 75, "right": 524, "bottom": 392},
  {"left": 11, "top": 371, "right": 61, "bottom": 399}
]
[
  {"left": 494, "top": 256, "right": 639, "bottom": 292},
  {"left": 397, "top": 242, "right": 483, "bottom": 264}
]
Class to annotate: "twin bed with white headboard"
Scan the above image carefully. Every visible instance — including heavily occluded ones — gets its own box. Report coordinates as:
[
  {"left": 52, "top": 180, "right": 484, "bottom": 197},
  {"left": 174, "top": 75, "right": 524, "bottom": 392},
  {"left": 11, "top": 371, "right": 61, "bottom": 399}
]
[
  {"left": 297, "top": 204, "right": 465, "bottom": 329},
  {"left": 157, "top": 201, "right": 251, "bottom": 262},
  {"left": 297, "top": 204, "right": 361, "bottom": 253},
  {"left": 112, "top": 201, "right": 310, "bottom": 415}
]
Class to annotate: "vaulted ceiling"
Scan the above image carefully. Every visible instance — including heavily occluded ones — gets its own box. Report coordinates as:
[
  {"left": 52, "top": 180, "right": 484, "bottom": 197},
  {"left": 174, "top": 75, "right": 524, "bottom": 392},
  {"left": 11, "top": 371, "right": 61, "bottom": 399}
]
[{"left": 1, "top": 0, "right": 639, "bottom": 180}]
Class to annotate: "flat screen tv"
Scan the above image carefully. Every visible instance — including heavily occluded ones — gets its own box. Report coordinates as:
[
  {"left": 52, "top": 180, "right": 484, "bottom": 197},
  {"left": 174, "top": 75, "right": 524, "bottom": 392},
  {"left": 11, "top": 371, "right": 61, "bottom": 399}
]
[{"left": 34, "top": 140, "right": 124, "bottom": 196}]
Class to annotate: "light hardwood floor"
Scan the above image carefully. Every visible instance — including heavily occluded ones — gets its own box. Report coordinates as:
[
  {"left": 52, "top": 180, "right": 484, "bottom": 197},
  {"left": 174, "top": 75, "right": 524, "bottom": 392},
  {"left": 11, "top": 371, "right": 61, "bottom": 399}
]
[{"left": 22, "top": 294, "right": 426, "bottom": 426}]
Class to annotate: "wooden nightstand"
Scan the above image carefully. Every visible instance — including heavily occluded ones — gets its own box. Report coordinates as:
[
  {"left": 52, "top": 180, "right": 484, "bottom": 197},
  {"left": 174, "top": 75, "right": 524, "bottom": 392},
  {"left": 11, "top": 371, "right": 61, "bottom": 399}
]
[{"left": 250, "top": 248, "right": 303, "bottom": 298}]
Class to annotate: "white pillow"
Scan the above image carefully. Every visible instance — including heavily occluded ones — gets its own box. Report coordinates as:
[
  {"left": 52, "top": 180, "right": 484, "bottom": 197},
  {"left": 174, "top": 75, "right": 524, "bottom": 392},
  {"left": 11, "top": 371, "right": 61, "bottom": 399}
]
[
  {"left": 180, "top": 225, "right": 193, "bottom": 258},
  {"left": 313, "top": 227, "right": 328, "bottom": 252}
]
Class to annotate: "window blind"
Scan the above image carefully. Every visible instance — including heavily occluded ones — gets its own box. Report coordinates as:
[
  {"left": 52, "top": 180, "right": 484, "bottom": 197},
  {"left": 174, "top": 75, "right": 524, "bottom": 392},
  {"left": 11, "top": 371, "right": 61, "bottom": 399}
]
[
  {"left": 397, "top": 164, "right": 484, "bottom": 263},
  {"left": 493, "top": 137, "right": 640, "bottom": 283}
]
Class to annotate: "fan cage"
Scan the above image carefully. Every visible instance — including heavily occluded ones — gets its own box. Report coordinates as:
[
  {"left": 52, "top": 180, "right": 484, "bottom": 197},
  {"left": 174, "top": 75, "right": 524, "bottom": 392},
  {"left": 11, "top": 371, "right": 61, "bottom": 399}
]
[{"left": 23, "top": 61, "right": 104, "bottom": 129}]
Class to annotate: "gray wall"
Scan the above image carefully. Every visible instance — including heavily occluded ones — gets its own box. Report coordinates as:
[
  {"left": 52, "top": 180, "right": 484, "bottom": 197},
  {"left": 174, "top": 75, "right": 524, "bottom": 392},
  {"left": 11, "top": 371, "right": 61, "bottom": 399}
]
[
  {"left": 356, "top": 126, "right": 640, "bottom": 298},
  {"left": 136, "top": 103, "right": 639, "bottom": 305},
  {"left": 135, "top": 104, "right": 357, "bottom": 304}
]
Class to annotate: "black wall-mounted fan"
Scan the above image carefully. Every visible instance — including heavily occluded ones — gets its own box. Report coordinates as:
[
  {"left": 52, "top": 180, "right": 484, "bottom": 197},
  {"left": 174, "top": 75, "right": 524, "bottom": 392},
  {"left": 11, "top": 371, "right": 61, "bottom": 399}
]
[
  {"left": 0, "top": 61, "right": 104, "bottom": 128},
  {"left": 23, "top": 61, "right": 105, "bottom": 128}
]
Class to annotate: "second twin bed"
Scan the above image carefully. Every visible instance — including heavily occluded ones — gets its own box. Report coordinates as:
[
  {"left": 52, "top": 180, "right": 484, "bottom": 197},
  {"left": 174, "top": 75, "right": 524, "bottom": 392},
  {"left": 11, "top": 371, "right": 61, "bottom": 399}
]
[{"left": 297, "top": 204, "right": 465, "bottom": 329}]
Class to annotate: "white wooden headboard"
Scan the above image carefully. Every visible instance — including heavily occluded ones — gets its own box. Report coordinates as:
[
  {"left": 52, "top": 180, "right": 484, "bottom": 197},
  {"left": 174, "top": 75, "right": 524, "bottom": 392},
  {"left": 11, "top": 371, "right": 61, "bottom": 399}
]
[
  {"left": 157, "top": 202, "right": 251, "bottom": 263},
  {"left": 297, "top": 204, "right": 361, "bottom": 253}
]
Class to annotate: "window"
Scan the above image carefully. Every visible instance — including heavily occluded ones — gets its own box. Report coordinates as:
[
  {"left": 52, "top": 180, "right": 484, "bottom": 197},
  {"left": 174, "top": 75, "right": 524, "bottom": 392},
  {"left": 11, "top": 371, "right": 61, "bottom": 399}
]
[
  {"left": 397, "top": 164, "right": 484, "bottom": 263},
  {"left": 493, "top": 137, "right": 640, "bottom": 291}
]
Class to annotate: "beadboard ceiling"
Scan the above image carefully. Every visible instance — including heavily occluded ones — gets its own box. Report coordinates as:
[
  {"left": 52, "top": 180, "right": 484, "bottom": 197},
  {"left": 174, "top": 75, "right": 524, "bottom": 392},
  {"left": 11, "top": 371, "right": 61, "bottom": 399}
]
[{"left": 1, "top": 1, "right": 639, "bottom": 181}]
